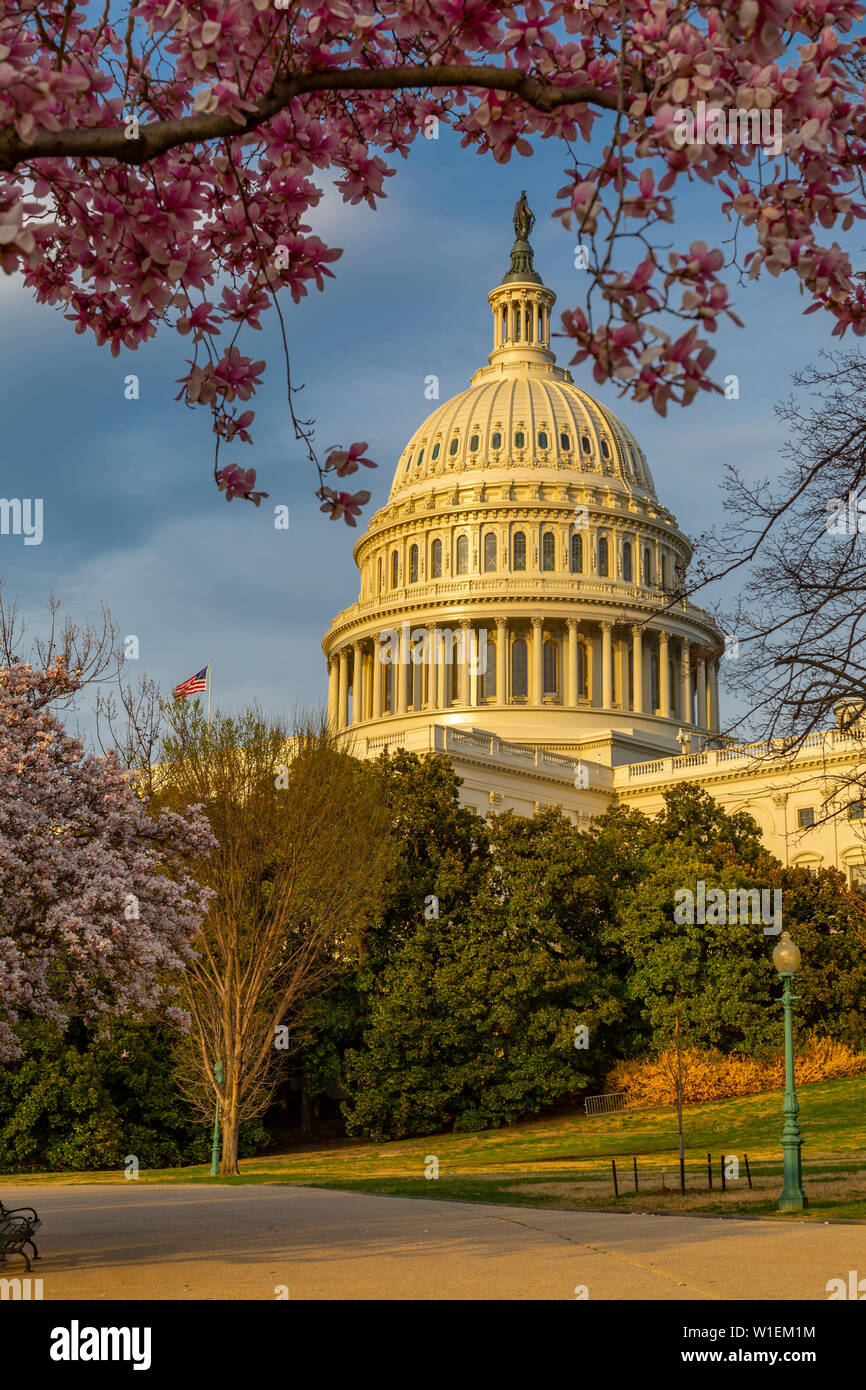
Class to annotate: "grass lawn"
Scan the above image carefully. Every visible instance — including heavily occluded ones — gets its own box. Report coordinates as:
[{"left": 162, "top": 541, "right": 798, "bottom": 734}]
[{"left": 3, "top": 1075, "right": 865, "bottom": 1220}]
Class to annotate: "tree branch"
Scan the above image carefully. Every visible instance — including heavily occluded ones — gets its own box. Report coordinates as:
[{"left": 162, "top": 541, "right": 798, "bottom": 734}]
[{"left": 0, "top": 64, "right": 618, "bottom": 172}]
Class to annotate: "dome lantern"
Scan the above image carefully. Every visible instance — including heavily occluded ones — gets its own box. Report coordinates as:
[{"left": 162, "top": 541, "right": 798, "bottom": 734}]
[{"left": 486, "top": 192, "right": 556, "bottom": 370}]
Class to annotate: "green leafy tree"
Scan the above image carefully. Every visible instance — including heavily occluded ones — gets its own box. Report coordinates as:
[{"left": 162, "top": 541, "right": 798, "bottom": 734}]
[{"left": 343, "top": 809, "right": 626, "bottom": 1139}]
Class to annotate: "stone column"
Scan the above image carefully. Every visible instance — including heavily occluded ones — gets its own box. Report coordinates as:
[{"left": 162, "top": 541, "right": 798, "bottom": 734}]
[
  {"left": 697, "top": 657, "right": 707, "bottom": 731},
  {"left": 657, "top": 630, "right": 670, "bottom": 718},
  {"left": 459, "top": 621, "right": 471, "bottom": 705},
  {"left": 710, "top": 657, "right": 721, "bottom": 732},
  {"left": 372, "top": 634, "right": 383, "bottom": 717},
  {"left": 396, "top": 624, "right": 409, "bottom": 715},
  {"left": 436, "top": 627, "right": 447, "bottom": 708},
  {"left": 496, "top": 618, "right": 507, "bottom": 703},
  {"left": 327, "top": 656, "right": 338, "bottom": 728},
  {"left": 426, "top": 625, "right": 437, "bottom": 709},
  {"left": 531, "top": 617, "right": 544, "bottom": 704},
  {"left": 352, "top": 641, "right": 363, "bottom": 724},
  {"left": 600, "top": 621, "right": 613, "bottom": 709},
  {"left": 338, "top": 648, "right": 349, "bottom": 729},
  {"left": 631, "top": 625, "right": 644, "bottom": 714},
  {"left": 566, "top": 619, "right": 578, "bottom": 707},
  {"left": 680, "top": 638, "right": 691, "bottom": 727}
]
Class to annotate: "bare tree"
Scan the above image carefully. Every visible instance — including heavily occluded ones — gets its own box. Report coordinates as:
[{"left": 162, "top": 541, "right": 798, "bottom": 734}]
[
  {"left": 665, "top": 351, "right": 866, "bottom": 822},
  {"left": 155, "top": 703, "right": 394, "bottom": 1174}
]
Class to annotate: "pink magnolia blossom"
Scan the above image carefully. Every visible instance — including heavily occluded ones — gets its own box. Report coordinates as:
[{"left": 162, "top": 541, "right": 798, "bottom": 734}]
[
  {"left": 0, "top": 660, "right": 216, "bottom": 1061},
  {"left": 1, "top": 1, "right": 865, "bottom": 487}
]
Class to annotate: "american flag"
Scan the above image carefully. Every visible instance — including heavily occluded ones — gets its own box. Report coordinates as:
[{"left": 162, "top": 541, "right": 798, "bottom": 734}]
[{"left": 173, "top": 667, "right": 208, "bottom": 699}]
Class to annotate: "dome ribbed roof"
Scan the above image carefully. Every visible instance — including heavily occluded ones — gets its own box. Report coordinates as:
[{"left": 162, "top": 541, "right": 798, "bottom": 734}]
[{"left": 388, "top": 371, "right": 656, "bottom": 501}]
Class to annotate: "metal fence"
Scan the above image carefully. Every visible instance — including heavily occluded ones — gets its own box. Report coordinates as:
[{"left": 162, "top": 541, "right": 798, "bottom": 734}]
[{"left": 584, "top": 1091, "right": 626, "bottom": 1117}]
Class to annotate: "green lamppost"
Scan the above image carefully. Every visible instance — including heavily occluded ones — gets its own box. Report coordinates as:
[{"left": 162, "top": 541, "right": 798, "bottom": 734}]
[
  {"left": 210, "top": 1060, "right": 224, "bottom": 1177},
  {"left": 773, "top": 930, "right": 808, "bottom": 1212}
]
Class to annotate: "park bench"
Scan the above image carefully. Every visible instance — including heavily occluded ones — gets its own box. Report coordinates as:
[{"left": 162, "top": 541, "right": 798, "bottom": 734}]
[{"left": 0, "top": 1202, "right": 41, "bottom": 1272}]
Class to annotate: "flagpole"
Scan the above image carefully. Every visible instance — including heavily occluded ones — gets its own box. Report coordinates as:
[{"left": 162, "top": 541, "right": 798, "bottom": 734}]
[{"left": 208, "top": 663, "right": 212, "bottom": 729}]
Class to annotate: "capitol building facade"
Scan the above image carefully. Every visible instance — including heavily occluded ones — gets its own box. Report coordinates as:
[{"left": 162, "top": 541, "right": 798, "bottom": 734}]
[{"left": 323, "top": 206, "right": 866, "bottom": 885}]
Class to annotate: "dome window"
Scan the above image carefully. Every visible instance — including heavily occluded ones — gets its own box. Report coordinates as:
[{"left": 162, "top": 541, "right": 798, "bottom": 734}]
[
  {"left": 469, "top": 434, "right": 480, "bottom": 452},
  {"left": 449, "top": 438, "right": 459, "bottom": 456},
  {"left": 391, "top": 551, "right": 399, "bottom": 587},
  {"left": 456, "top": 535, "right": 469, "bottom": 574},
  {"left": 643, "top": 546, "right": 653, "bottom": 583},
  {"left": 538, "top": 431, "right": 548, "bottom": 449},
  {"left": 581, "top": 436, "right": 591, "bottom": 454},
  {"left": 409, "top": 545, "right": 419, "bottom": 584},
  {"left": 512, "top": 639, "right": 528, "bottom": 699},
  {"left": 601, "top": 438, "right": 610, "bottom": 459},
  {"left": 513, "top": 531, "right": 526, "bottom": 571},
  {"left": 492, "top": 431, "right": 502, "bottom": 449},
  {"left": 598, "top": 537, "right": 609, "bottom": 577},
  {"left": 622, "top": 541, "right": 633, "bottom": 582},
  {"left": 542, "top": 531, "right": 555, "bottom": 572},
  {"left": 514, "top": 431, "right": 525, "bottom": 449},
  {"left": 543, "top": 640, "right": 559, "bottom": 697},
  {"left": 431, "top": 442, "right": 441, "bottom": 460},
  {"left": 431, "top": 539, "right": 442, "bottom": 578},
  {"left": 405, "top": 454, "right": 412, "bottom": 472},
  {"left": 560, "top": 433, "right": 570, "bottom": 451},
  {"left": 577, "top": 640, "right": 588, "bottom": 699},
  {"left": 483, "top": 640, "right": 497, "bottom": 699},
  {"left": 570, "top": 533, "right": 583, "bottom": 574},
  {"left": 483, "top": 533, "right": 497, "bottom": 572},
  {"left": 417, "top": 449, "right": 424, "bottom": 466}
]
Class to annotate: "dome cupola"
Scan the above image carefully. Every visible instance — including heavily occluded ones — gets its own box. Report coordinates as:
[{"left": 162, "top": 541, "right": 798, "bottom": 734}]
[{"left": 323, "top": 197, "right": 724, "bottom": 764}]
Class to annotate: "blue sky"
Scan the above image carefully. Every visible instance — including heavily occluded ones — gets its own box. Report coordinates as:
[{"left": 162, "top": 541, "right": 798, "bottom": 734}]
[{"left": 1, "top": 122, "right": 861, "bottom": 745}]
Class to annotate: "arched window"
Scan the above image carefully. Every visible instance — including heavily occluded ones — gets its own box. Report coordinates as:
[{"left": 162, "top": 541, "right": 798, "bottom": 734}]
[
  {"left": 449, "top": 437, "right": 459, "bottom": 456},
  {"left": 570, "top": 533, "right": 583, "bottom": 574},
  {"left": 622, "top": 541, "right": 633, "bottom": 582},
  {"left": 538, "top": 431, "right": 548, "bottom": 449},
  {"left": 542, "top": 531, "right": 555, "bottom": 572},
  {"left": 644, "top": 546, "right": 653, "bottom": 584},
  {"left": 601, "top": 438, "right": 610, "bottom": 459},
  {"left": 560, "top": 432, "right": 570, "bottom": 451},
  {"left": 577, "top": 640, "right": 588, "bottom": 699},
  {"left": 469, "top": 434, "right": 479, "bottom": 452},
  {"left": 537, "top": 307, "right": 544, "bottom": 340},
  {"left": 409, "top": 544, "right": 418, "bottom": 584},
  {"left": 598, "top": 537, "right": 609, "bottom": 577},
  {"left": 581, "top": 435, "right": 591, "bottom": 454},
  {"left": 405, "top": 454, "right": 412, "bottom": 472},
  {"left": 502, "top": 308, "right": 508, "bottom": 341},
  {"left": 377, "top": 557, "right": 382, "bottom": 594},
  {"left": 543, "top": 640, "right": 559, "bottom": 696},
  {"left": 492, "top": 431, "right": 502, "bottom": 449},
  {"left": 482, "top": 639, "right": 496, "bottom": 699},
  {"left": 391, "top": 550, "right": 399, "bottom": 587},
  {"left": 515, "top": 308, "right": 521, "bottom": 341},
  {"left": 431, "top": 538, "right": 442, "bottom": 579},
  {"left": 384, "top": 660, "right": 393, "bottom": 714},
  {"left": 483, "top": 532, "right": 497, "bottom": 572},
  {"left": 660, "top": 553, "right": 668, "bottom": 587},
  {"left": 432, "top": 442, "right": 441, "bottom": 460},
  {"left": 512, "top": 638, "right": 528, "bottom": 699},
  {"left": 525, "top": 309, "right": 531, "bottom": 340},
  {"left": 417, "top": 448, "right": 424, "bottom": 466},
  {"left": 456, "top": 535, "right": 469, "bottom": 574},
  {"left": 513, "top": 531, "right": 526, "bottom": 571},
  {"left": 514, "top": 431, "right": 525, "bottom": 449}
]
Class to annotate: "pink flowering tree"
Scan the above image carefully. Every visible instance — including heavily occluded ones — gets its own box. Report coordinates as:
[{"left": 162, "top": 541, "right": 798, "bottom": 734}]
[
  {"left": 0, "top": 657, "right": 216, "bottom": 1060},
  {"left": 1, "top": 1, "right": 864, "bottom": 521}
]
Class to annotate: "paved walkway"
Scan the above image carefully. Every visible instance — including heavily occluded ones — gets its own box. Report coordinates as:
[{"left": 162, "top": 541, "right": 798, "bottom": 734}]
[{"left": 1, "top": 1184, "right": 859, "bottom": 1300}]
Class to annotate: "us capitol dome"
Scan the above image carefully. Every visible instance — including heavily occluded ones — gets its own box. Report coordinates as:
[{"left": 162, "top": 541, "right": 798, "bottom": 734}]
[{"left": 322, "top": 196, "right": 725, "bottom": 820}]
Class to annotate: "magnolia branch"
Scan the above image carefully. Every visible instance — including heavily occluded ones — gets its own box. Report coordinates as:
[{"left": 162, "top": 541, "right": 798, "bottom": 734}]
[{"left": 0, "top": 64, "right": 619, "bottom": 172}]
